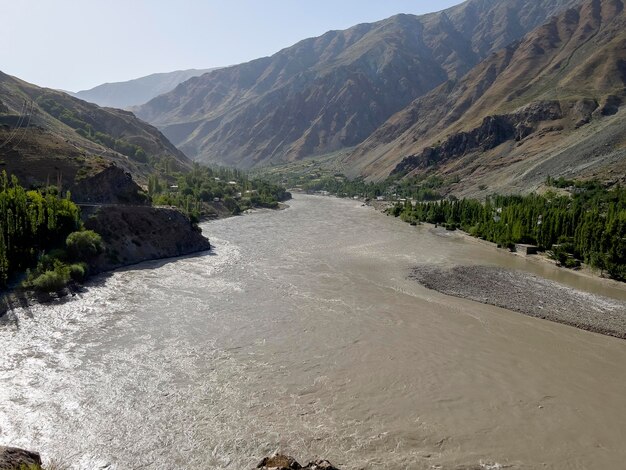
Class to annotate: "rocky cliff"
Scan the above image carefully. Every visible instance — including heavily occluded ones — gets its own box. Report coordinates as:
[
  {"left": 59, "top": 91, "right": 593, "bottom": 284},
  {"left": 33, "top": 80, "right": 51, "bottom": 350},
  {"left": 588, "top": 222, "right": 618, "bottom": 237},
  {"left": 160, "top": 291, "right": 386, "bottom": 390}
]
[
  {"left": 392, "top": 101, "right": 564, "bottom": 175},
  {"left": 83, "top": 205, "right": 211, "bottom": 273},
  {"left": 0, "top": 446, "right": 42, "bottom": 470},
  {"left": 70, "top": 166, "right": 150, "bottom": 205},
  {"left": 345, "top": 0, "right": 626, "bottom": 193}
]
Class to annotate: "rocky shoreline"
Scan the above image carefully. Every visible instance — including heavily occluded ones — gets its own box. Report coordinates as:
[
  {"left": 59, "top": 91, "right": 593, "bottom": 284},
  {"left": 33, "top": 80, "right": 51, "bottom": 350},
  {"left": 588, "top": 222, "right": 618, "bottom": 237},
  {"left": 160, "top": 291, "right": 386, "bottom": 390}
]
[
  {"left": 0, "top": 449, "right": 340, "bottom": 470},
  {"left": 0, "top": 446, "right": 43, "bottom": 470},
  {"left": 410, "top": 265, "right": 626, "bottom": 339},
  {"left": 256, "top": 454, "right": 339, "bottom": 470},
  {"left": 83, "top": 205, "right": 211, "bottom": 273},
  {"left": 0, "top": 204, "right": 211, "bottom": 320},
  {"left": 0, "top": 199, "right": 293, "bottom": 318}
]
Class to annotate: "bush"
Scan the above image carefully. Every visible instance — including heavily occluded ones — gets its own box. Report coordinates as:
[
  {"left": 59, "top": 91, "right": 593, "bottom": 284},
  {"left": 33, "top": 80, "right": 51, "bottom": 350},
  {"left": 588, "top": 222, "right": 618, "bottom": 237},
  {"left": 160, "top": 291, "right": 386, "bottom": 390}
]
[
  {"left": 66, "top": 230, "right": 103, "bottom": 260},
  {"left": 37, "top": 249, "right": 68, "bottom": 272},
  {"left": 68, "top": 263, "right": 88, "bottom": 282},
  {"left": 564, "top": 257, "right": 581, "bottom": 269},
  {"left": 30, "top": 266, "right": 70, "bottom": 293},
  {"left": 607, "top": 263, "right": 626, "bottom": 282}
]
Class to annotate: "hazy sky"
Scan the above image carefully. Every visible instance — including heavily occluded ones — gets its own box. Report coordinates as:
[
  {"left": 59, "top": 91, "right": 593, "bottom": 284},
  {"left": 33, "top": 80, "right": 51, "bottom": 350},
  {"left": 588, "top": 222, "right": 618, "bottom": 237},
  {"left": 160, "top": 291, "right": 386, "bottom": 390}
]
[{"left": 2, "top": 1, "right": 463, "bottom": 92}]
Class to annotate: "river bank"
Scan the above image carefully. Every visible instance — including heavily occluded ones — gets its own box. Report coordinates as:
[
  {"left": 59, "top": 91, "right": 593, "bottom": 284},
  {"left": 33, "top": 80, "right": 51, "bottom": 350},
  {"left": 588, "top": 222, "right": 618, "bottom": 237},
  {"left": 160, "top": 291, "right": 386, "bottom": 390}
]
[
  {"left": 0, "top": 201, "right": 293, "bottom": 320},
  {"left": 363, "top": 196, "right": 624, "bottom": 287},
  {"left": 410, "top": 264, "right": 626, "bottom": 339},
  {"left": 361, "top": 197, "right": 626, "bottom": 338},
  {"left": 2, "top": 194, "right": 626, "bottom": 469}
]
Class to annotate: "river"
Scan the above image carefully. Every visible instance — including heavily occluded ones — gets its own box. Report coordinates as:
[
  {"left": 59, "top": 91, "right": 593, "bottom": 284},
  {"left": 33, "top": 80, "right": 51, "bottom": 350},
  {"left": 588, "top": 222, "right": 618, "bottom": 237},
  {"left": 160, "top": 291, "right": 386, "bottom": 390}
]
[{"left": 1, "top": 194, "right": 625, "bottom": 469}]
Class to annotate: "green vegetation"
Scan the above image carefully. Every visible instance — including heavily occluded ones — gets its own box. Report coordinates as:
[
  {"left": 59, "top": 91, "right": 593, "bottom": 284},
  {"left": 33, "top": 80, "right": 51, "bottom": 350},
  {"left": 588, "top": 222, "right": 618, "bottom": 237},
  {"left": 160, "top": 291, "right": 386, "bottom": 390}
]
[
  {"left": 37, "top": 97, "right": 148, "bottom": 162},
  {"left": 0, "top": 172, "right": 102, "bottom": 292},
  {"left": 257, "top": 156, "right": 453, "bottom": 201},
  {"left": 289, "top": 172, "right": 450, "bottom": 201},
  {"left": 390, "top": 183, "right": 626, "bottom": 281},
  {"left": 66, "top": 230, "right": 103, "bottom": 260},
  {"left": 148, "top": 163, "right": 290, "bottom": 221}
]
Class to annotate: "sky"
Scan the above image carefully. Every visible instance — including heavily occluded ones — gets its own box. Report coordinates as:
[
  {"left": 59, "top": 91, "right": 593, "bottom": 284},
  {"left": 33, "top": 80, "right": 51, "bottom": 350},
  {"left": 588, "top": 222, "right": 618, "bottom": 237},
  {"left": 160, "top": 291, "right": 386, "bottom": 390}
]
[{"left": 1, "top": 0, "right": 463, "bottom": 92}]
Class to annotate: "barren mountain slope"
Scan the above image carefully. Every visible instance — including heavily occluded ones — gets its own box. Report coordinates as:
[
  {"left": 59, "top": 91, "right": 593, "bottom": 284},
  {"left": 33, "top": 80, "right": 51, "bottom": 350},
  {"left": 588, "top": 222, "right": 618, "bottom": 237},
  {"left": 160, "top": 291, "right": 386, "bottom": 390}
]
[
  {"left": 343, "top": 0, "right": 626, "bottom": 194},
  {"left": 0, "top": 71, "right": 191, "bottom": 199},
  {"left": 72, "top": 69, "right": 217, "bottom": 108},
  {"left": 136, "top": 0, "right": 580, "bottom": 168}
]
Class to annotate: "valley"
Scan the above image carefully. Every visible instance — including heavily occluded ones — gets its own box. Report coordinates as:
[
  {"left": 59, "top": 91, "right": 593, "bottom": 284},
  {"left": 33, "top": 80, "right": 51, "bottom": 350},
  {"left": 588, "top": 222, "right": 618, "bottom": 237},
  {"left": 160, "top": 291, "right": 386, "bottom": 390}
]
[{"left": 0, "top": 0, "right": 625, "bottom": 469}]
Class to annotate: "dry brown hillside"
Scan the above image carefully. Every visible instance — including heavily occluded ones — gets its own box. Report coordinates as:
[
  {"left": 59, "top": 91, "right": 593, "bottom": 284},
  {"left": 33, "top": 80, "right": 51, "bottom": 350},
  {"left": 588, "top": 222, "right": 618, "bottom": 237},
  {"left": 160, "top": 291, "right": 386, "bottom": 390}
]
[
  {"left": 0, "top": 71, "right": 191, "bottom": 201},
  {"left": 135, "top": 0, "right": 580, "bottom": 169},
  {"left": 344, "top": 0, "right": 626, "bottom": 195}
]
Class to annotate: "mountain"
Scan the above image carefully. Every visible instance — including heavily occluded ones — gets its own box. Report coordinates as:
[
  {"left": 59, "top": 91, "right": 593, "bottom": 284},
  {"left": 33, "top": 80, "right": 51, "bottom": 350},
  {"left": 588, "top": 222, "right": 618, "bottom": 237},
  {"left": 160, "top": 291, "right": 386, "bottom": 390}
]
[
  {"left": 135, "top": 0, "right": 580, "bottom": 169},
  {"left": 72, "top": 69, "right": 216, "bottom": 109},
  {"left": 0, "top": 70, "right": 191, "bottom": 202},
  {"left": 343, "top": 0, "right": 626, "bottom": 194}
]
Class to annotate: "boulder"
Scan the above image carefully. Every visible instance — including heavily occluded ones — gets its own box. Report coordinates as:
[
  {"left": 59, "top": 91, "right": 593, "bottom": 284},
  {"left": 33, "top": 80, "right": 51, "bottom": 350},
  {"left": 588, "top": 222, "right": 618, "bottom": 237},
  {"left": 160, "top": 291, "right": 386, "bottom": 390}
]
[
  {"left": 0, "top": 446, "right": 43, "bottom": 470},
  {"left": 257, "top": 454, "right": 302, "bottom": 469},
  {"left": 256, "top": 454, "right": 340, "bottom": 470},
  {"left": 304, "top": 459, "right": 340, "bottom": 470}
]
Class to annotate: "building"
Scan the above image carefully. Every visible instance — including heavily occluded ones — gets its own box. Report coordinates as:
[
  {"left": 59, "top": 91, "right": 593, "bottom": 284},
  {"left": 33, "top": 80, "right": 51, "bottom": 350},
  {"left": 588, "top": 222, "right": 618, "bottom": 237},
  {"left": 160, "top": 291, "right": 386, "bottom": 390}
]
[{"left": 515, "top": 244, "right": 538, "bottom": 255}]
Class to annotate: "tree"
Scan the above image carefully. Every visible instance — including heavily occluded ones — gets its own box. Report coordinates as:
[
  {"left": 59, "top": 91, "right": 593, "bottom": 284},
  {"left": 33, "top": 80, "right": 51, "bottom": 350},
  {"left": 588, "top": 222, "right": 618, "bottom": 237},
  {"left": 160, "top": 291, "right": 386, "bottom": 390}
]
[{"left": 66, "top": 230, "right": 103, "bottom": 261}]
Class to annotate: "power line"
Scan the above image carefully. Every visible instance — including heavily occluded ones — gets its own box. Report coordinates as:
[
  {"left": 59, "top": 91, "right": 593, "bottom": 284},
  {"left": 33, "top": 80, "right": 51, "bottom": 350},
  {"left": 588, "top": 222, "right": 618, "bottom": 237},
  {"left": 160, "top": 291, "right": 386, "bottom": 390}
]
[
  {"left": 0, "top": 99, "right": 28, "bottom": 150},
  {"left": 8, "top": 102, "right": 36, "bottom": 152}
]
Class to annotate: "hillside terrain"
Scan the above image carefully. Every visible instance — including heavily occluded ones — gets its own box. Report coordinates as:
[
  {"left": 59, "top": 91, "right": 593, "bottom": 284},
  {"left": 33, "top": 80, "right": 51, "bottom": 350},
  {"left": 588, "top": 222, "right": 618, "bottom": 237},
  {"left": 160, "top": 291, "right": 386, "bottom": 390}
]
[
  {"left": 72, "top": 68, "right": 216, "bottom": 108},
  {"left": 0, "top": 71, "right": 191, "bottom": 202},
  {"left": 136, "top": 0, "right": 580, "bottom": 169},
  {"left": 343, "top": 0, "right": 626, "bottom": 194},
  {"left": 0, "top": 71, "right": 217, "bottom": 294}
]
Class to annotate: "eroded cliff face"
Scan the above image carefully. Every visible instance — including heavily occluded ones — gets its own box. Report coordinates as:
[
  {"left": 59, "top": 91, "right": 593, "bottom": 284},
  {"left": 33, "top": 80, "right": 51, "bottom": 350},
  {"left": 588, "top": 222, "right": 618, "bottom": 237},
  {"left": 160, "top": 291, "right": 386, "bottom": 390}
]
[
  {"left": 83, "top": 205, "right": 211, "bottom": 273},
  {"left": 391, "top": 101, "right": 564, "bottom": 176},
  {"left": 70, "top": 166, "right": 150, "bottom": 205}
]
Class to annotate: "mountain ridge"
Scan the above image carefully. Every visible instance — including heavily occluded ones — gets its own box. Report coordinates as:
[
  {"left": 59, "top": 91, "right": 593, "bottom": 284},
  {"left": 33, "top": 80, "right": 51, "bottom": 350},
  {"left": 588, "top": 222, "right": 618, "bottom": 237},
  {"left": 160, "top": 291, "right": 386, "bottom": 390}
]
[
  {"left": 0, "top": 70, "right": 191, "bottom": 200},
  {"left": 135, "top": 0, "right": 581, "bottom": 169},
  {"left": 343, "top": 0, "right": 626, "bottom": 194},
  {"left": 71, "top": 68, "right": 217, "bottom": 109}
]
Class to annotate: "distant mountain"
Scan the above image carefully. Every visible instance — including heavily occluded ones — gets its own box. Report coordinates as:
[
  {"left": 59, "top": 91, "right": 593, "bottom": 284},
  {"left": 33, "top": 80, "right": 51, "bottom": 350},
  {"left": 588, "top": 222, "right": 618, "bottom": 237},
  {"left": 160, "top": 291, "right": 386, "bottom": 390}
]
[
  {"left": 135, "top": 0, "right": 580, "bottom": 168},
  {"left": 0, "top": 70, "right": 191, "bottom": 201},
  {"left": 72, "top": 69, "right": 216, "bottom": 108},
  {"left": 344, "top": 0, "right": 626, "bottom": 194}
]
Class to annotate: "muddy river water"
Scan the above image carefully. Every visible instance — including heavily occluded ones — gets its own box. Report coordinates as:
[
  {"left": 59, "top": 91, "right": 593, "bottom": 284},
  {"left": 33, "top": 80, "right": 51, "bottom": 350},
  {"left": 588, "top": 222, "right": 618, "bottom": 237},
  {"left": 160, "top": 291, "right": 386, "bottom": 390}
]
[{"left": 1, "top": 194, "right": 625, "bottom": 469}]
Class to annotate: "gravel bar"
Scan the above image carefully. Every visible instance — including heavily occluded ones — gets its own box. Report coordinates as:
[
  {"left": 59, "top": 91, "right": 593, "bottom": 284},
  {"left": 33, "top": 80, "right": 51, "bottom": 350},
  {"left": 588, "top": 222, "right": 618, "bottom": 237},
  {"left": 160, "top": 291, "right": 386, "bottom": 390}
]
[{"left": 410, "top": 265, "right": 626, "bottom": 339}]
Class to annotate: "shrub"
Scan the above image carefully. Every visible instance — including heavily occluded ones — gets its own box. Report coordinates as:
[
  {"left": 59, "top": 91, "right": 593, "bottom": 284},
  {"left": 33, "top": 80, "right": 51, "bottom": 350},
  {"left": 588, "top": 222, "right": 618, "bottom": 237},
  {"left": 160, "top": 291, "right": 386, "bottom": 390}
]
[
  {"left": 66, "top": 230, "right": 103, "bottom": 260},
  {"left": 607, "top": 263, "right": 626, "bottom": 282},
  {"left": 564, "top": 257, "right": 581, "bottom": 269},
  {"left": 37, "top": 249, "right": 68, "bottom": 272},
  {"left": 68, "top": 263, "right": 88, "bottom": 282},
  {"left": 30, "top": 266, "right": 70, "bottom": 293}
]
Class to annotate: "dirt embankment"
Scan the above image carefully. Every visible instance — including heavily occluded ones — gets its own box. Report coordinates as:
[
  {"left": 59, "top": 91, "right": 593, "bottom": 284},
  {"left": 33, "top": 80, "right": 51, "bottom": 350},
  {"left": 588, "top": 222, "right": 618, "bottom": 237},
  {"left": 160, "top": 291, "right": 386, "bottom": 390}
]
[
  {"left": 71, "top": 166, "right": 149, "bottom": 205},
  {"left": 84, "top": 205, "right": 211, "bottom": 273},
  {"left": 410, "top": 265, "right": 626, "bottom": 339}
]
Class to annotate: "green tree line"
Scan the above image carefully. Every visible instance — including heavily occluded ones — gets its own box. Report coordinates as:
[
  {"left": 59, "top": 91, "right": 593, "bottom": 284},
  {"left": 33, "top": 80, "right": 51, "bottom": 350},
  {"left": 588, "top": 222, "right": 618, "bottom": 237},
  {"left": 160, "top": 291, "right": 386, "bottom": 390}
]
[
  {"left": 148, "top": 164, "right": 291, "bottom": 221},
  {"left": 288, "top": 173, "right": 452, "bottom": 201},
  {"left": 0, "top": 172, "right": 102, "bottom": 291},
  {"left": 390, "top": 186, "right": 626, "bottom": 281}
]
